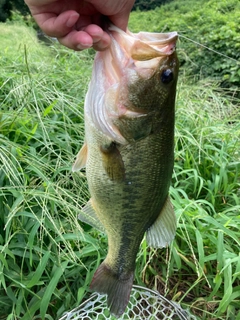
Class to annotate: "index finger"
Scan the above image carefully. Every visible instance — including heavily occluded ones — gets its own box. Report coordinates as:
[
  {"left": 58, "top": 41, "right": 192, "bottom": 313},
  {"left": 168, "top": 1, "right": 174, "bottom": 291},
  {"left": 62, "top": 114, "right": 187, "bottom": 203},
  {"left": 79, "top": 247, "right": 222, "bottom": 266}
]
[
  {"left": 25, "top": 0, "right": 80, "bottom": 37},
  {"left": 33, "top": 10, "right": 80, "bottom": 37}
]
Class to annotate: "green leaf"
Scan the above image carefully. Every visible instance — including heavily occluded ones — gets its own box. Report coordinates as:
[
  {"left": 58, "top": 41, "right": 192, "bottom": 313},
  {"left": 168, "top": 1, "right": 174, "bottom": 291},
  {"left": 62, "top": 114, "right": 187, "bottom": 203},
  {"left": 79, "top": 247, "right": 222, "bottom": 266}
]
[
  {"left": 40, "top": 261, "right": 68, "bottom": 319},
  {"left": 217, "top": 231, "right": 224, "bottom": 273},
  {"left": 195, "top": 228, "right": 204, "bottom": 272},
  {"left": 43, "top": 100, "right": 57, "bottom": 117}
]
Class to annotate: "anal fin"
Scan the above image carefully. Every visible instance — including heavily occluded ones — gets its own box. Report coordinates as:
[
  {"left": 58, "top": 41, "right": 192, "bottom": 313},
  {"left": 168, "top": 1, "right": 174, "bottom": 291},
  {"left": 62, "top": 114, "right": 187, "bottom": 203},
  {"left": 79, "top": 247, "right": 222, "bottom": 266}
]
[
  {"left": 146, "top": 196, "right": 176, "bottom": 248},
  {"left": 79, "top": 199, "right": 105, "bottom": 233}
]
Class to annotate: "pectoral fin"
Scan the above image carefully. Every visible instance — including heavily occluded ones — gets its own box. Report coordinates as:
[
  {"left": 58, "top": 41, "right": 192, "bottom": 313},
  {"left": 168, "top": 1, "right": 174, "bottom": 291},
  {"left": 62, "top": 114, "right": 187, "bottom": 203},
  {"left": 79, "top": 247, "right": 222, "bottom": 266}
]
[
  {"left": 100, "top": 142, "right": 125, "bottom": 182},
  {"left": 79, "top": 199, "right": 105, "bottom": 233},
  {"left": 146, "top": 196, "right": 176, "bottom": 248},
  {"left": 72, "top": 143, "right": 88, "bottom": 172}
]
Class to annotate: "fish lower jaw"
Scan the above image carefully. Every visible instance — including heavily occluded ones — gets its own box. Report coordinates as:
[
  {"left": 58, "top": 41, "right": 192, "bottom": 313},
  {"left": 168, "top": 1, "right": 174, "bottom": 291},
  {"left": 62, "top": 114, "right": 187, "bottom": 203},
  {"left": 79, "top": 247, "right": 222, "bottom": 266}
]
[
  {"left": 122, "top": 108, "right": 147, "bottom": 118},
  {"left": 108, "top": 102, "right": 147, "bottom": 118}
]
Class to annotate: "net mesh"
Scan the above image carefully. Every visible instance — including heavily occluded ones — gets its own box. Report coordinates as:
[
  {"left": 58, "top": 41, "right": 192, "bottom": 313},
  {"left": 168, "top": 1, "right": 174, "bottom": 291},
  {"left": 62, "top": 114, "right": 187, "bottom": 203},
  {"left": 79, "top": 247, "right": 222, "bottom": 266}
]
[{"left": 59, "top": 285, "right": 196, "bottom": 320}]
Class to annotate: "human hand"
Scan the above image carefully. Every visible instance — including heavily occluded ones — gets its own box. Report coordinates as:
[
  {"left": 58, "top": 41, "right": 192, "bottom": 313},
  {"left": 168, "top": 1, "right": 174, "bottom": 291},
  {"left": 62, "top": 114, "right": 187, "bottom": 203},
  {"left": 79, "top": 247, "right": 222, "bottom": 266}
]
[{"left": 25, "top": 0, "right": 135, "bottom": 51}]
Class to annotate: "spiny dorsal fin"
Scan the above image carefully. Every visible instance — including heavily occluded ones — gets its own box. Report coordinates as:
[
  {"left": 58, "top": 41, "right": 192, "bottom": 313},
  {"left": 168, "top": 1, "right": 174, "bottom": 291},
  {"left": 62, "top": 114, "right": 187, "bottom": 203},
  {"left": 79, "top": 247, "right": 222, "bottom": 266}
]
[
  {"left": 79, "top": 199, "right": 105, "bottom": 233},
  {"left": 72, "top": 143, "right": 88, "bottom": 172},
  {"left": 146, "top": 196, "right": 176, "bottom": 248}
]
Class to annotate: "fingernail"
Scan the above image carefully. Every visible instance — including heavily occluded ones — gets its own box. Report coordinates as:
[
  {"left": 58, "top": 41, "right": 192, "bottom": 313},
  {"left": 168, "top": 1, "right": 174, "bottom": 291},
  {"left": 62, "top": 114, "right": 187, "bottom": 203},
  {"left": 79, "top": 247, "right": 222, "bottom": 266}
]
[
  {"left": 95, "top": 41, "right": 109, "bottom": 51},
  {"left": 77, "top": 43, "right": 91, "bottom": 50},
  {"left": 66, "top": 13, "right": 79, "bottom": 28}
]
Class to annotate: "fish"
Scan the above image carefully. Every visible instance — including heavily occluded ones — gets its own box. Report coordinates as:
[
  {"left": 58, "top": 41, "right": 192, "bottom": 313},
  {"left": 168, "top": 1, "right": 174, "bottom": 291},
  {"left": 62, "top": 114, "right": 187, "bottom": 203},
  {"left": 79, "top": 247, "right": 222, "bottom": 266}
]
[{"left": 73, "top": 24, "right": 179, "bottom": 318}]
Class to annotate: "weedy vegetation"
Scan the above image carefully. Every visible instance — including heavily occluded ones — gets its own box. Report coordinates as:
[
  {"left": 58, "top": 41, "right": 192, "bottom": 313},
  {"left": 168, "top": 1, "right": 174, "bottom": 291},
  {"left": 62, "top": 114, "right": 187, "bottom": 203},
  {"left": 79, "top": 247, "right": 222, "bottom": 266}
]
[
  {"left": 130, "top": 0, "right": 240, "bottom": 99},
  {"left": 0, "top": 0, "right": 239, "bottom": 319}
]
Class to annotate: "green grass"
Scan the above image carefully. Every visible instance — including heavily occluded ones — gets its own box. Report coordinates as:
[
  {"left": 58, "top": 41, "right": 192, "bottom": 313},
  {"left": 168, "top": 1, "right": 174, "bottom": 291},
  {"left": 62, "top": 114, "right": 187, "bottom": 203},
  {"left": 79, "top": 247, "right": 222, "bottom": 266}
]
[
  {"left": 0, "top": 19, "right": 240, "bottom": 320},
  {"left": 129, "top": 0, "right": 240, "bottom": 93}
]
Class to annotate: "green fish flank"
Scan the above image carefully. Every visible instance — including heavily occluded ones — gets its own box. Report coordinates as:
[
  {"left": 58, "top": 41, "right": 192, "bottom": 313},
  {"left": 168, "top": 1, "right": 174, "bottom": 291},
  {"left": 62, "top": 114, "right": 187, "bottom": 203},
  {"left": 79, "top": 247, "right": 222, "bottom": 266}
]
[{"left": 73, "top": 25, "right": 179, "bottom": 318}]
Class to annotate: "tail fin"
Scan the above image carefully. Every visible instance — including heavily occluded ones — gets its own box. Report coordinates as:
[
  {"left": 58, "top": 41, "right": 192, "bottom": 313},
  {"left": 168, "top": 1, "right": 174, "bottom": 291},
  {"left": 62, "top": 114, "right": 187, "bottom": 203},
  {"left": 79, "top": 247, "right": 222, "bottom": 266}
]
[{"left": 90, "top": 261, "right": 134, "bottom": 318}]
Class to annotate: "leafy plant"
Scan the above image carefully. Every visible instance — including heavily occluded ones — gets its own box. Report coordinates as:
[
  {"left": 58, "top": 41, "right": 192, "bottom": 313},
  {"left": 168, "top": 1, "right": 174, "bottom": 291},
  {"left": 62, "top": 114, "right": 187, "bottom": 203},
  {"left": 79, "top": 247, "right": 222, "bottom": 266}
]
[
  {"left": 0, "top": 18, "right": 239, "bottom": 320},
  {"left": 129, "top": 0, "right": 240, "bottom": 93},
  {"left": 0, "top": 0, "right": 29, "bottom": 22},
  {"left": 132, "top": 0, "right": 173, "bottom": 11}
]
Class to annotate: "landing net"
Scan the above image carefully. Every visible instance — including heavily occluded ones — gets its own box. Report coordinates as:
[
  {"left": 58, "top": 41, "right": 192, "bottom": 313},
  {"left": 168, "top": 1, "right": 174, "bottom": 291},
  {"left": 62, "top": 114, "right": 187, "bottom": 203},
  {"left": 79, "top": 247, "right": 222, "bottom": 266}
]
[{"left": 59, "top": 285, "right": 196, "bottom": 320}]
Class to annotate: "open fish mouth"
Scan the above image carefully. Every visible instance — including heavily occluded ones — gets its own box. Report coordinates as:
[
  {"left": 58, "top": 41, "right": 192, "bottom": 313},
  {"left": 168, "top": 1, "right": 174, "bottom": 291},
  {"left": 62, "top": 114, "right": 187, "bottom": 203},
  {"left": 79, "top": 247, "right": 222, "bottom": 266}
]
[
  {"left": 85, "top": 26, "right": 178, "bottom": 145},
  {"left": 107, "top": 26, "right": 178, "bottom": 84}
]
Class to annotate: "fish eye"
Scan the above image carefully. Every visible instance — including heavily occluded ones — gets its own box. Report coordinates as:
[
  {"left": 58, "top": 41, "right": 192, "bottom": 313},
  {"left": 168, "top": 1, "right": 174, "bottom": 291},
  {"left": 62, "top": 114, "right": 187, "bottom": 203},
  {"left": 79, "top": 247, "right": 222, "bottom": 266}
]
[{"left": 161, "top": 69, "right": 174, "bottom": 84}]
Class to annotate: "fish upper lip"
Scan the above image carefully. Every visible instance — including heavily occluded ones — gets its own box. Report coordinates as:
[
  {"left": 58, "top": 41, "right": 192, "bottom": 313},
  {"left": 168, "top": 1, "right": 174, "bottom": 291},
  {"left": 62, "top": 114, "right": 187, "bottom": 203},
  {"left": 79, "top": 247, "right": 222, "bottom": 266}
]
[
  {"left": 133, "top": 30, "right": 178, "bottom": 45},
  {"left": 109, "top": 25, "right": 178, "bottom": 60}
]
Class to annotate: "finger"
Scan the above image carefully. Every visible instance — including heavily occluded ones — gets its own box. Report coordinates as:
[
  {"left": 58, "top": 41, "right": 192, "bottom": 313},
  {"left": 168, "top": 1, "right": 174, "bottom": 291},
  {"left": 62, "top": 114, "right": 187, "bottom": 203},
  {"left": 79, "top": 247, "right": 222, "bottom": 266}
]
[
  {"left": 82, "top": 24, "right": 111, "bottom": 46},
  {"left": 34, "top": 10, "right": 80, "bottom": 38},
  {"left": 58, "top": 30, "right": 94, "bottom": 50},
  {"left": 109, "top": 13, "right": 130, "bottom": 31},
  {"left": 92, "top": 32, "right": 111, "bottom": 51},
  {"left": 82, "top": 25, "right": 111, "bottom": 50},
  {"left": 25, "top": 0, "right": 57, "bottom": 6},
  {"left": 58, "top": 26, "right": 111, "bottom": 51},
  {"left": 107, "top": 0, "right": 136, "bottom": 31}
]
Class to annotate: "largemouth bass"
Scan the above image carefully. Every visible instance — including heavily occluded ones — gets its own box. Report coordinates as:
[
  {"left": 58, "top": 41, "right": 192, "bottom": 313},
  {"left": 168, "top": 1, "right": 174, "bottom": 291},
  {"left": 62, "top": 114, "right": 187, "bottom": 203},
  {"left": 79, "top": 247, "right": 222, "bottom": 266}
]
[{"left": 73, "top": 25, "right": 179, "bottom": 317}]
